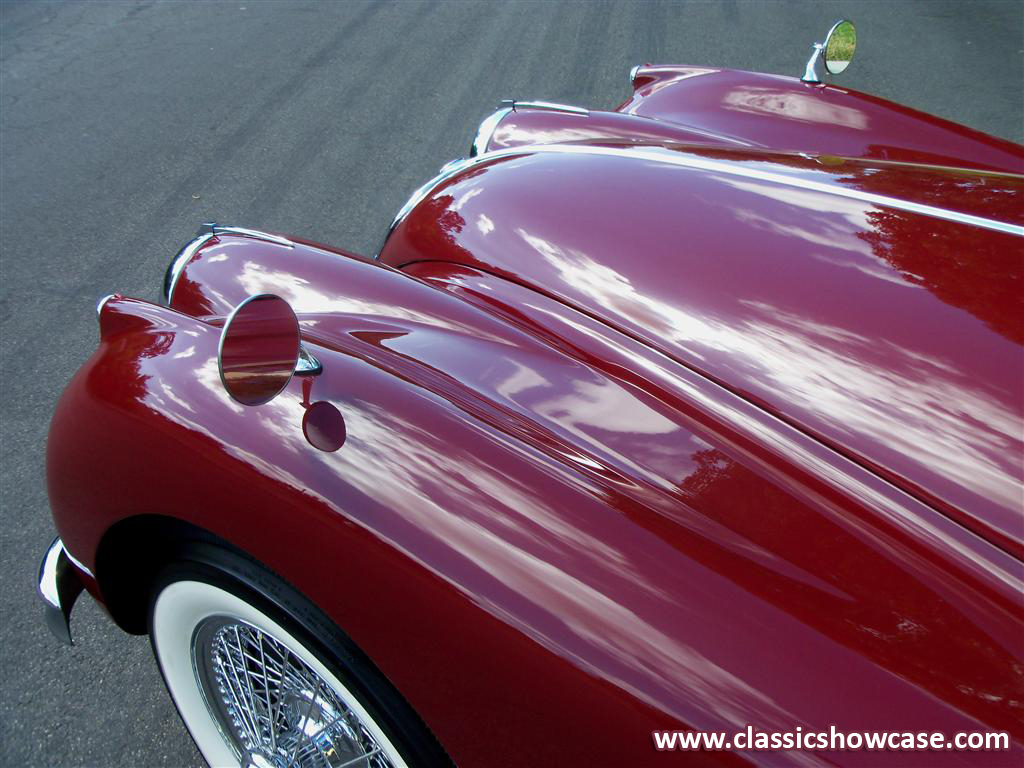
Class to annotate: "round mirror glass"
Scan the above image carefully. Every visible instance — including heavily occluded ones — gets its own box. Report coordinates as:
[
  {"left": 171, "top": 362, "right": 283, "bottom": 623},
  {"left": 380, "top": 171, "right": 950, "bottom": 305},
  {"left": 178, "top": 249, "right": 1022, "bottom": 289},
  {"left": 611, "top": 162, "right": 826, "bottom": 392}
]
[
  {"left": 824, "top": 20, "right": 856, "bottom": 75},
  {"left": 218, "top": 294, "right": 300, "bottom": 406}
]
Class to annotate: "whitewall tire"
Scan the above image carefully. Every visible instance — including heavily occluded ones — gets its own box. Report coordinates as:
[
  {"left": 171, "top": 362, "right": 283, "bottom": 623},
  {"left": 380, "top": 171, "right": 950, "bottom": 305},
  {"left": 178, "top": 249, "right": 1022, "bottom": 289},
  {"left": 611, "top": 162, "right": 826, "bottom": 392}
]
[{"left": 147, "top": 549, "right": 449, "bottom": 768}]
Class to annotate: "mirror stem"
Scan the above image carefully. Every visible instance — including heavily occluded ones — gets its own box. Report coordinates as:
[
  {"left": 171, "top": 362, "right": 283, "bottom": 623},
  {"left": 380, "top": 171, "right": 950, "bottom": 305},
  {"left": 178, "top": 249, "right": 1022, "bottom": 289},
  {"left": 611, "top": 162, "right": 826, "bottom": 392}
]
[
  {"left": 295, "top": 345, "right": 322, "bottom": 376},
  {"left": 801, "top": 43, "right": 824, "bottom": 83}
]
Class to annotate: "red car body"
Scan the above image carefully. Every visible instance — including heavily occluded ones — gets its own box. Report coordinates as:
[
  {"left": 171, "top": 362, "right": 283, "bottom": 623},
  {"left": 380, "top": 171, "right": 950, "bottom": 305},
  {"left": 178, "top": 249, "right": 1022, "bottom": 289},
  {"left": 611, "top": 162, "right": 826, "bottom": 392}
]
[{"left": 45, "top": 64, "right": 1023, "bottom": 766}]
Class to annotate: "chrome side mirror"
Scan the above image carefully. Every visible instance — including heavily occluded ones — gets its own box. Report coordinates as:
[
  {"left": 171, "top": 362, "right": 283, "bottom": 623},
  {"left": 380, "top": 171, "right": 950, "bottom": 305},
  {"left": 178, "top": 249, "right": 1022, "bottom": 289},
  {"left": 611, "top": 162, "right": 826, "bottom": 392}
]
[
  {"left": 218, "top": 294, "right": 301, "bottom": 406},
  {"left": 801, "top": 20, "right": 857, "bottom": 83}
]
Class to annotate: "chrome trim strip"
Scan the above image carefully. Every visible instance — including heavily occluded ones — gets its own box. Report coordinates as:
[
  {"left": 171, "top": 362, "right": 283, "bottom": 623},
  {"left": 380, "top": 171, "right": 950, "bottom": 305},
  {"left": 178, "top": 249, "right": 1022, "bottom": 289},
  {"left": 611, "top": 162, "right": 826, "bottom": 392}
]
[
  {"left": 519, "top": 144, "right": 1024, "bottom": 236},
  {"left": 471, "top": 106, "right": 513, "bottom": 157},
  {"left": 382, "top": 156, "right": 477, "bottom": 254},
  {"left": 472, "top": 100, "right": 590, "bottom": 157},
  {"left": 211, "top": 226, "right": 294, "bottom": 248},
  {"left": 38, "top": 538, "right": 84, "bottom": 646},
  {"left": 509, "top": 100, "right": 589, "bottom": 116},
  {"left": 423, "top": 144, "right": 1024, "bottom": 237},
  {"left": 629, "top": 64, "right": 640, "bottom": 84},
  {"left": 96, "top": 293, "right": 116, "bottom": 319},
  {"left": 634, "top": 65, "right": 705, "bottom": 73},
  {"left": 164, "top": 223, "right": 295, "bottom": 305},
  {"left": 382, "top": 144, "right": 1021, "bottom": 257},
  {"left": 805, "top": 155, "right": 1024, "bottom": 180},
  {"left": 164, "top": 227, "right": 215, "bottom": 305}
]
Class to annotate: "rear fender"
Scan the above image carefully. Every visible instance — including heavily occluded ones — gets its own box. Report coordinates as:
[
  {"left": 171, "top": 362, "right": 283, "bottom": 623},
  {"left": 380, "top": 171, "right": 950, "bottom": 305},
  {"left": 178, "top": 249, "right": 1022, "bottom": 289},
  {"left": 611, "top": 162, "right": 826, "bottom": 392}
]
[{"left": 617, "top": 66, "right": 1024, "bottom": 172}]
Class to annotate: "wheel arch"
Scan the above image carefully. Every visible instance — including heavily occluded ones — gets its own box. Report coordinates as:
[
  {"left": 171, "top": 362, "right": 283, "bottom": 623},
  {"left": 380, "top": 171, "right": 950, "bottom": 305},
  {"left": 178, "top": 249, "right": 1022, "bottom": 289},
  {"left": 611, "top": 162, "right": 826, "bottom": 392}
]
[{"left": 94, "top": 514, "right": 240, "bottom": 634}]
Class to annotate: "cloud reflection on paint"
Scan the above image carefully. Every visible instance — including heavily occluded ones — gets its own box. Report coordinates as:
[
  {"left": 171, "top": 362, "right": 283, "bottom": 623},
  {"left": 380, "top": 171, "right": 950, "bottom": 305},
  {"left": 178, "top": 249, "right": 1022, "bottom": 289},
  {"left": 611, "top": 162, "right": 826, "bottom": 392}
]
[
  {"left": 722, "top": 86, "right": 869, "bottom": 129},
  {"left": 513, "top": 227, "right": 1021, "bottom": 517}
]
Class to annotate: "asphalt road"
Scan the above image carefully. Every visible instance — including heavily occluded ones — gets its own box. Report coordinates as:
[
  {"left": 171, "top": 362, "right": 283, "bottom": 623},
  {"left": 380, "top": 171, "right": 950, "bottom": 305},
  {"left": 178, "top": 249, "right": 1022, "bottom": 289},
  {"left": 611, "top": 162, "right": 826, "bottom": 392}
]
[{"left": 1, "top": 2, "right": 1021, "bottom": 766}]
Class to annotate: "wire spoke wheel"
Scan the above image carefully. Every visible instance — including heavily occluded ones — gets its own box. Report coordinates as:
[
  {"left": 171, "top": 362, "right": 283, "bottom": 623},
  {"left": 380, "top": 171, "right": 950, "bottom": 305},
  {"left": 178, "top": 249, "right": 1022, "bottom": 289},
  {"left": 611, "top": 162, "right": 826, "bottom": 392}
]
[
  {"left": 193, "top": 618, "right": 393, "bottom": 768},
  {"left": 151, "top": 574, "right": 413, "bottom": 768}
]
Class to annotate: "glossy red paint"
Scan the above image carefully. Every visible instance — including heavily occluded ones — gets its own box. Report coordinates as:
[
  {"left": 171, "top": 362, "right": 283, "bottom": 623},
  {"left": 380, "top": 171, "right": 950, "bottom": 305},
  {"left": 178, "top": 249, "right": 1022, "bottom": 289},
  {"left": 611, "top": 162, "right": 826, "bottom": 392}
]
[
  {"left": 380, "top": 144, "right": 1024, "bottom": 562},
  {"left": 45, "top": 63, "right": 1024, "bottom": 767},
  {"left": 620, "top": 66, "right": 1024, "bottom": 173},
  {"left": 48, "top": 234, "right": 1023, "bottom": 765},
  {"left": 487, "top": 106, "right": 758, "bottom": 153},
  {"left": 481, "top": 68, "right": 1024, "bottom": 173}
]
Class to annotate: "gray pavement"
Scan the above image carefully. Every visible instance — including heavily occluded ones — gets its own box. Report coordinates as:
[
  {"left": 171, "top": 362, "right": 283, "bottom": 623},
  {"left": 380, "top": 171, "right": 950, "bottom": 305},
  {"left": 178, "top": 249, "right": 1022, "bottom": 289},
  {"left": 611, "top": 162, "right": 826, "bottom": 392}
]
[{"left": 1, "top": 1, "right": 1021, "bottom": 766}]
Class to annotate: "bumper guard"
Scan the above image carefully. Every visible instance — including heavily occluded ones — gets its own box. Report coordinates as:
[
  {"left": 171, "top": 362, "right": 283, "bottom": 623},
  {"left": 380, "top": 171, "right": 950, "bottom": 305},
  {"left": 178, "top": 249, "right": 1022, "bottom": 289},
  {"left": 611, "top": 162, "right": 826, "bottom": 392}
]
[{"left": 38, "top": 538, "right": 84, "bottom": 645}]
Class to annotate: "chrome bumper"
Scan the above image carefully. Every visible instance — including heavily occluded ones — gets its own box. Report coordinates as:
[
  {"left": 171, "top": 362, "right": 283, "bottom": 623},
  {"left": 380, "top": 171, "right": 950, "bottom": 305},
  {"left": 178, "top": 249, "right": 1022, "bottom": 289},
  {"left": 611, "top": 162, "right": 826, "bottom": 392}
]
[{"left": 38, "top": 538, "right": 84, "bottom": 645}]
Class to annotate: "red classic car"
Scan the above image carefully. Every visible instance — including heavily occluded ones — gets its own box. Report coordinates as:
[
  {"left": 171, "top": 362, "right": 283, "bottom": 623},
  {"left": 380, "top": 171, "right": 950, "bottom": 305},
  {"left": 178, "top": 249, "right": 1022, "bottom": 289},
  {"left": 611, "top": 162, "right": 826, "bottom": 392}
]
[{"left": 39, "top": 22, "right": 1024, "bottom": 768}]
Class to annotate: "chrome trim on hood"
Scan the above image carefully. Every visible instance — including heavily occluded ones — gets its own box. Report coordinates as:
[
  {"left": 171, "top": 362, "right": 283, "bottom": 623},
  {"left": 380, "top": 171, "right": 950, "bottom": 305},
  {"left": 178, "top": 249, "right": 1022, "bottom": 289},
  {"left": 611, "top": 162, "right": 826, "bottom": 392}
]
[
  {"left": 471, "top": 106, "right": 513, "bottom": 157},
  {"left": 471, "top": 101, "right": 590, "bottom": 158},
  {"left": 508, "top": 144, "right": 1024, "bottom": 236},
  {"left": 211, "top": 225, "right": 294, "bottom": 248},
  {"left": 386, "top": 144, "right": 1024, "bottom": 244},
  {"left": 509, "top": 100, "right": 589, "bottom": 115},
  {"left": 164, "top": 224, "right": 295, "bottom": 305},
  {"left": 381, "top": 156, "right": 477, "bottom": 257}
]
